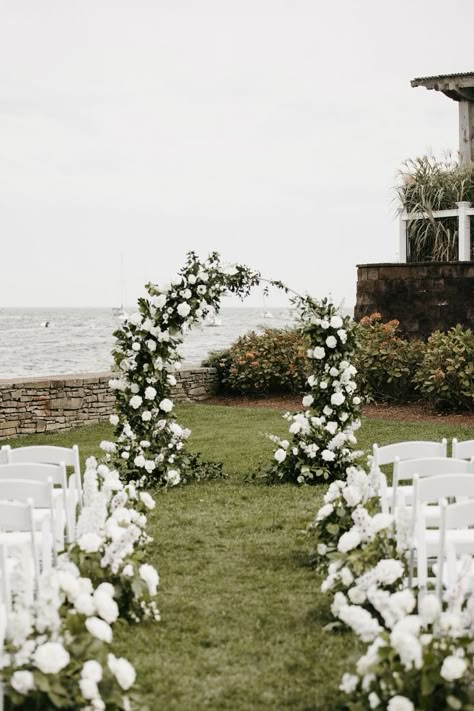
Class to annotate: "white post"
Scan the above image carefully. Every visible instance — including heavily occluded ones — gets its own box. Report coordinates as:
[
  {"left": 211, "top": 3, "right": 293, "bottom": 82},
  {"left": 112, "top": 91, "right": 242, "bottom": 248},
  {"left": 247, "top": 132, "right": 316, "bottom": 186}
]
[
  {"left": 399, "top": 217, "right": 407, "bottom": 262},
  {"left": 456, "top": 201, "right": 471, "bottom": 261}
]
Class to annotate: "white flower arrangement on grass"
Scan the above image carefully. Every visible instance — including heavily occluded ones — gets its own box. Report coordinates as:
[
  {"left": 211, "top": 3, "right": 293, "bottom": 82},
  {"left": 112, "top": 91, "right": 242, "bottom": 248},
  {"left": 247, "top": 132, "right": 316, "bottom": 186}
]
[
  {"left": 104, "top": 251, "right": 261, "bottom": 487},
  {"left": 0, "top": 559, "right": 141, "bottom": 710},
  {"left": 68, "top": 457, "right": 160, "bottom": 623},
  {"left": 312, "top": 456, "right": 474, "bottom": 709},
  {"left": 266, "top": 296, "right": 363, "bottom": 484}
]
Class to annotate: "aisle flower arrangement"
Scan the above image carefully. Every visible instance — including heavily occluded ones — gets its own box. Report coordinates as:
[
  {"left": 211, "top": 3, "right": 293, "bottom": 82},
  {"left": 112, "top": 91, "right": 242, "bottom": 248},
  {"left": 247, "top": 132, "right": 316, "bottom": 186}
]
[
  {"left": 267, "top": 296, "right": 362, "bottom": 484},
  {"left": 68, "top": 457, "right": 160, "bottom": 623},
  {"left": 0, "top": 559, "right": 141, "bottom": 711},
  {"left": 312, "top": 457, "right": 474, "bottom": 709}
]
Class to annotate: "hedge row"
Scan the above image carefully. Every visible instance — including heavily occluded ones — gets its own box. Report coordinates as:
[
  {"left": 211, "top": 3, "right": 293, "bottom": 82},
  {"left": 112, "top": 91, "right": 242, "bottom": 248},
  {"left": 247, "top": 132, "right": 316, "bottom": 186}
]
[{"left": 202, "top": 316, "right": 474, "bottom": 412}]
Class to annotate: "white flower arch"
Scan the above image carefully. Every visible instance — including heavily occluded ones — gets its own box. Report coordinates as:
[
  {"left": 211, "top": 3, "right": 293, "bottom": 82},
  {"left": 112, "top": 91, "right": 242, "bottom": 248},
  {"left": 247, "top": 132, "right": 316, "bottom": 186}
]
[{"left": 101, "top": 252, "right": 361, "bottom": 487}]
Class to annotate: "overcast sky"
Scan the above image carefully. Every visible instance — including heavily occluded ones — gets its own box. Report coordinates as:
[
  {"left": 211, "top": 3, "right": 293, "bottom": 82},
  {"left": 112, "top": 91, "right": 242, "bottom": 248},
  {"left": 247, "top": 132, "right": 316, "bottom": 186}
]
[{"left": 1, "top": 0, "right": 473, "bottom": 308}]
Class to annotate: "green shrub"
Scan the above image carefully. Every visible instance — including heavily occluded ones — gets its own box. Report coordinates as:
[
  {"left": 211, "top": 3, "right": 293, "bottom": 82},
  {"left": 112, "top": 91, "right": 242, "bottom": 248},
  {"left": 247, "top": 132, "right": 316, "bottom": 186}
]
[
  {"left": 201, "top": 349, "right": 232, "bottom": 391},
  {"left": 207, "top": 328, "right": 308, "bottom": 395},
  {"left": 414, "top": 325, "right": 474, "bottom": 411},
  {"left": 354, "top": 313, "right": 425, "bottom": 402}
]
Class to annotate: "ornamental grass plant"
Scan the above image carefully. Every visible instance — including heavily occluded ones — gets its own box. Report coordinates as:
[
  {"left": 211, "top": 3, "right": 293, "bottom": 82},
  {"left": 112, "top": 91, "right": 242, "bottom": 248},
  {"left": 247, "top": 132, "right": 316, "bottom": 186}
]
[{"left": 396, "top": 154, "right": 474, "bottom": 262}]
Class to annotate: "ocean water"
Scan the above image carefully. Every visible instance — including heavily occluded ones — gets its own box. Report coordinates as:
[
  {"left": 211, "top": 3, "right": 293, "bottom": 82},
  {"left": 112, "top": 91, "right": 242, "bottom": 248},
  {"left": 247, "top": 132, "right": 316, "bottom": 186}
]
[{"left": 0, "top": 307, "right": 301, "bottom": 379}]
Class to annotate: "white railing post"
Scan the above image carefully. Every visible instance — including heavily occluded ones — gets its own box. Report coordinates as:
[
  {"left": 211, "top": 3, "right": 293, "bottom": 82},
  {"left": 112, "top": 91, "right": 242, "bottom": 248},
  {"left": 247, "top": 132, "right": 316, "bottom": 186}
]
[
  {"left": 399, "top": 216, "right": 407, "bottom": 262},
  {"left": 456, "top": 201, "right": 471, "bottom": 261}
]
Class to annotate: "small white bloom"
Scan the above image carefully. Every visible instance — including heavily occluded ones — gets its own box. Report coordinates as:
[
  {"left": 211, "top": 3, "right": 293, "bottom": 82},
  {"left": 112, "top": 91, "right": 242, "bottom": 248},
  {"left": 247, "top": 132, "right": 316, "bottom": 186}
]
[
  {"left": 419, "top": 593, "right": 441, "bottom": 625},
  {"left": 129, "top": 395, "right": 143, "bottom": 409},
  {"left": 321, "top": 449, "right": 336, "bottom": 462},
  {"left": 139, "top": 564, "right": 160, "bottom": 596},
  {"left": 302, "top": 395, "right": 314, "bottom": 407},
  {"left": 159, "top": 398, "right": 173, "bottom": 413},
  {"left": 326, "top": 335, "right": 337, "bottom": 349},
  {"left": 274, "top": 448, "right": 287, "bottom": 463},
  {"left": 86, "top": 617, "right": 113, "bottom": 643},
  {"left": 139, "top": 492, "right": 155, "bottom": 509},
  {"left": 109, "top": 414, "right": 119, "bottom": 426},
  {"left": 331, "top": 392, "right": 345, "bottom": 406},
  {"left": 330, "top": 315, "right": 343, "bottom": 329},
  {"left": 78, "top": 533, "right": 103, "bottom": 553},
  {"left": 177, "top": 303, "right": 191, "bottom": 318},
  {"left": 166, "top": 469, "right": 181, "bottom": 486},
  {"left": 440, "top": 655, "right": 467, "bottom": 681},
  {"left": 387, "top": 696, "right": 415, "bottom": 711},
  {"left": 11, "top": 670, "right": 35, "bottom": 694},
  {"left": 338, "top": 529, "right": 361, "bottom": 553},
  {"left": 141, "top": 411, "right": 152, "bottom": 422},
  {"left": 107, "top": 655, "right": 137, "bottom": 691},
  {"left": 131, "top": 342, "right": 140, "bottom": 352},
  {"left": 145, "top": 386, "right": 157, "bottom": 400},
  {"left": 33, "top": 642, "right": 70, "bottom": 674},
  {"left": 313, "top": 347, "right": 325, "bottom": 360},
  {"left": 339, "top": 672, "right": 358, "bottom": 694},
  {"left": 134, "top": 455, "right": 146, "bottom": 468},
  {"left": 79, "top": 678, "right": 98, "bottom": 700}
]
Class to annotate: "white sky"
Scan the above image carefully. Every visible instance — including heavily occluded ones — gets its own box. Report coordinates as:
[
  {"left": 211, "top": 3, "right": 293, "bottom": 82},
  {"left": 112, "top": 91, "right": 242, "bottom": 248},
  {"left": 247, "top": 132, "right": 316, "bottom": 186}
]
[{"left": 1, "top": 0, "right": 473, "bottom": 308}]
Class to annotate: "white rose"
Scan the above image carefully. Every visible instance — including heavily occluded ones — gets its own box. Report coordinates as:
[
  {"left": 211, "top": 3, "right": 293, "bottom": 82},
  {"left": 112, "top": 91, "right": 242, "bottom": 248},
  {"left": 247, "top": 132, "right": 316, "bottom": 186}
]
[
  {"left": 440, "top": 655, "right": 467, "bottom": 681},
  {"left": 108, "top": 655, "right": 137, "bottom": 691},
  {"left": 144, "top": 386, "right": 157, "bottom": 400},
  {"left": 139, "top": 492, "right": 156, "bottom": 509},
  {"left": 326, "top": 336, "right": 337, "bottom": 349},
  {"left": 151, "top": 294, "right": 167, "bottom": 309},
  {"left": 146, "top": 339, "right": 157, "bottom": 352},
  {"left": 78, "top": 533, "right": 103, "bottom": 553},
  {"left": 74, "top": 593, "right": 96, "bottom": 616},
  {"left": 302, "top": 395, "right": 314, "bottom": 407},
  {"left": 94, "top": 590, "right": 119, "bottom": 625},
  {"left": 337, "top": 328, "right": 347, "bottom": 341},
  {"left": 141, "top": 411, "right": 152, "bottom": 422},
  {"left": 320, "top": 381, "right": 328, "bottom": 389},
  {"left": 159, "top": 398, "right": 173, "bottom": 413},
  {"left": 82, "top": 660, "right": 103, "bottom": 683},
  {"left": 165, "top": 469, "right": 181, "bottom": 486},
  {"left": 353, "top": 396, "right": 361, "bottom": 405},
  {"left": 330, "top": 315, "right": 343, "bottom": 329},
  {"left": 419, "top": 593, "right": 441, "bottom": 625},
  {"left": 129, "top": 395, "right": 143, "bottom": 409},
  {"left": 131, "top": 342, "right": 140, "bottom": 352},
  {"left": 167, "top": 374, "right": 177, "bottom": 386},
  {"left": 187, "top": 274, "right": 197, "bottom": 284},
  {"left": 339, "top": 672, "right": 358, "bottom": 694},
  {"left": 317, "top": 543, "right": 327, "bottom": 555},
  {"left": 274, "top": 448, "right": 287, "bottom": 463},
  {"left": 121, "top": 451, "right": 130, "bottom": 460},
  {"left": 11, "top": 670, "right": 35, "bottom": 694},
  {"left": 134, "top": 455, "right": 146, "bottom": 468},
  {"left": 307, "top": 375, "right": 317, "bottom": 387},
  {"left": 338, "top": 529, "right": 362, "bottom": 553},
  {"left": 139, "top": 564, "right": 160, "bottom": 596},
  {"left": 177, "top": 303, "right": 191, "bottom": 318},
  {"left": 321, "top": 449, "right": 336, "bottom": 462},
  {"left": 79, "top": 678, "right": 98, "bottom": 700},
  {"left": 387, "top": 697, "right": 415, "bottom": 711},
  {"left": 144, "top": 459, "right": 156, "bottom": 473},
  {"left": 313, "top": 347, "right": 325, "bottom": 360},
  {"left": 86, "top": 617, "right": 113, "bottom": 643},
  {"left": 33, "top": 642, "right": 70, "bottom": 674},
  {"left": 331, "top": 392, "right": 345, "bottom": 406},
  {"left": 122, "top": 564, "right": 134, "bottom": 577},
  {"left": 109, "top": 414, "right": 119, "bottom": 426},
  {"left": 316, "top": 503, "right": 334, "bottom": 521}
]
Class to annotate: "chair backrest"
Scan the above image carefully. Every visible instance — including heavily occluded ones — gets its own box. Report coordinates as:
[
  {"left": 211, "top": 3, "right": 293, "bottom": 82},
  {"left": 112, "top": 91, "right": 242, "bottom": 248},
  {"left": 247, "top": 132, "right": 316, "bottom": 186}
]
[
  {"left": 3, "top": 444, "right": 79, "bottom": 468},
  {"left": 0, "top": 544, "right": 11, "bottom": 614},
  {"left": 0, "top": 462, "right": 67, "bottom": 488},
  {"left": 415, "top": 473, "right": 474, "bottom": 505},
  {"left": 0, "top": 499, "right": 35, "bottom": 532},
  {"left": 396, "top": 457, "right": 474, "bottom": 482},
  {"left": 443, "top": 498, "right": 474, "bottom": 530},
  {"left": 452, "top": 439, "right": 474, "bottom": 460},
  {"left": 0, "top": 479, "right": 53, "bottom": 509},
  {"left": 372, "top": 439, "right": 447, "bottom": 467}
]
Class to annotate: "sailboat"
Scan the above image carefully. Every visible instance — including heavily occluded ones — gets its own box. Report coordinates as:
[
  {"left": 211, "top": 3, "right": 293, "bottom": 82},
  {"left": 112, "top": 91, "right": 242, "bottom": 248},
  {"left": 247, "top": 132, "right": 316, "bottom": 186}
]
[{"left": 203, "top": 310, "right": 223, "bottom": 327}]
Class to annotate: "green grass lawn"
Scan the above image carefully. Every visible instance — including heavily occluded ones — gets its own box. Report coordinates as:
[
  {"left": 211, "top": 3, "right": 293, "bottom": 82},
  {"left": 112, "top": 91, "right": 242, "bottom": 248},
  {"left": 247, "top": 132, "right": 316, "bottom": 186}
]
[{"left": 5, "top": 405, "right": 474, "bottom": 710}]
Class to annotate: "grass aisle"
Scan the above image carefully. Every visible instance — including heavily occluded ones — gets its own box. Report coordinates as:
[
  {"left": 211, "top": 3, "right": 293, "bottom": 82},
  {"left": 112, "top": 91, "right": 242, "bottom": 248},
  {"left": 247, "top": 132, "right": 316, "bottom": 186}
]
[{"left": 7, "top": 404, "right": 474, "bottom": 710}]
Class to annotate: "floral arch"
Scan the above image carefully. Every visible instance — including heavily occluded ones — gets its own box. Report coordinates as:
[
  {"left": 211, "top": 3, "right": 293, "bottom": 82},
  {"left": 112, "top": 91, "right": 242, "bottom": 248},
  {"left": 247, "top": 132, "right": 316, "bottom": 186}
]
[{"left": 101, "top": 252, "right": 362, "bottom": 487}]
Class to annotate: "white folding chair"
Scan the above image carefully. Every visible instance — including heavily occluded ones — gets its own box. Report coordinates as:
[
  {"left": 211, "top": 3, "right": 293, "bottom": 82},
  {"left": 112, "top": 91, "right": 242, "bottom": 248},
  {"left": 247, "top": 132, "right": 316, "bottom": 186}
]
[
  {"left": 371, "top": 439, "right": 447, "bottom": 513},
  {"left": 452, "top": 439, "right": 474, "bottom": 461},
  {"left": 0, "top": 463, "right": 69, "bottom": 547},
  {"left": 0, "top": 500, "right": 41, "bottom": 584},
  {"left": 410, "top": 473, "right": 474, "bottom": 590},
  {"left": 0, "top": 479, "right": 56, "bottom": 567},
  {"left": 392, "top": 457, "right": 474, "bottom": 513},
  {"left": 2, "top": 444, "right": 83, "bottom": 512},
  {"left": 436, "top": 498, "right": 474, "bottom": 597}
]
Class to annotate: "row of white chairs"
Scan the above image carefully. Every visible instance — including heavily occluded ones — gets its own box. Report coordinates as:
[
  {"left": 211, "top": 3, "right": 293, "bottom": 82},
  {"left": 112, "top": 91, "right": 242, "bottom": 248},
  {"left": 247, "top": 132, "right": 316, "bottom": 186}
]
[
  {"left": 370, "top": 437, "right": 474, "bottom": 598},
  {"left": 0, "top": 444, "right": 84, "bottom": 598}
]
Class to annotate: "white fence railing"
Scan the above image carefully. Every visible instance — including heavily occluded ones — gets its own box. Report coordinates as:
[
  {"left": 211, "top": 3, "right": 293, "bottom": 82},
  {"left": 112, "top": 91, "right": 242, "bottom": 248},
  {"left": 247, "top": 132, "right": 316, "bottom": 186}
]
[{"left": 399, "top": 201, "right": 473, "bottom": 262}]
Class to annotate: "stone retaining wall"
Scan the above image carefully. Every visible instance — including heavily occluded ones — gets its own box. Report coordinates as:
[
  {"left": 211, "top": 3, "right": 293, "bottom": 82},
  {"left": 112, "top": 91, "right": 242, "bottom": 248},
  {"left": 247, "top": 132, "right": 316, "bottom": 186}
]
[
  {"left": 354, "top": 261, "right": 474, "bottom": 338},
  {"left": 0, "top": 368, "right": 218, "bottom": 440}
]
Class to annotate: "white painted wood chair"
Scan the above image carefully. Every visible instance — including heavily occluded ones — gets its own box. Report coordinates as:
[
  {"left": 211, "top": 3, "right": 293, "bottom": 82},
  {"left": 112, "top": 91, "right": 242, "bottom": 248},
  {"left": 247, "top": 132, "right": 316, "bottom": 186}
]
[
  {"left": 410, "top": 473, "right": 474, "bottom": 591},
  {"left": 2, "top": 444, "right": 83, "bottom": 515},
  {"left": 0, "top": 500, "right": 42, "bottom": 583},
  {"left": 392, "top": 456, "right": 474, "bottom": 514},
  {"left": 436, "top": 498, "right": 474, "bottom": 597},
  {"left": 371, "top": 439, "right": 447, "bottom": 513},
  {"left": 0, "top": 463, "right": 70, "bottom": 547},
  {"left": 452, "top": 438, "right": 474, "bottom": 461},
  {"left": 0, "top": 479, "right": 56, "bottom": 568}
]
